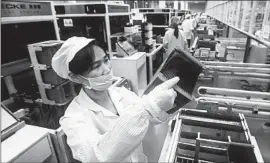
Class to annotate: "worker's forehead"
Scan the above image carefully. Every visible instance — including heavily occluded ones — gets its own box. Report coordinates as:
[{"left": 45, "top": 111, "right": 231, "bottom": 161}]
[{"left": 92, "top": 45, "right": 106, "bottom": 61}]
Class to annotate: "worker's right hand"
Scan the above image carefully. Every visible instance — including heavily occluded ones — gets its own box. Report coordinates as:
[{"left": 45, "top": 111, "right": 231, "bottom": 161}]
[{"left": 143, "top": 77, "right": 179, "bottom": 118}]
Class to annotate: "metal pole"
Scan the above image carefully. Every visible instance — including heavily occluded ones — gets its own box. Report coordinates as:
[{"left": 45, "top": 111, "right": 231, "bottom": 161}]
[
  {"left": 4, "top": 76, "right": 18, "bottom": 95},
  {"left": 226, "top": 26, "right": 230, "bottom": 38},
  {"left": 105, "top": 4, "right": 112, "bottom": 52},
  {"left": 50, "top": 1, "right": 61, "bottom": 40},
  {"left": 194, "top": 133, "right": 200, "bottom": 163},
  {"left": 243, "top": 36, "right": 251, "bottom": 63}
]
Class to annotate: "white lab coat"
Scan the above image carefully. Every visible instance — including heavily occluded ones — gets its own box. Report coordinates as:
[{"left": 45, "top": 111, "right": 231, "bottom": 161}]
[
  {"left": 163, "top": 28, "right": 187, "bottom": 55},
  {"left": 181, "top": 19, "right": 194, "bottom": 40},
  {"left": 60, "top": 86, "right": 170, "bottom": 163}
]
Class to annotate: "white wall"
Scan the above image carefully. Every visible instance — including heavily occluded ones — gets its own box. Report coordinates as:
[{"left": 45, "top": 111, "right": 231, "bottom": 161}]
[{"left": 174, "top": 1, "right": 178, "bottom": 9}]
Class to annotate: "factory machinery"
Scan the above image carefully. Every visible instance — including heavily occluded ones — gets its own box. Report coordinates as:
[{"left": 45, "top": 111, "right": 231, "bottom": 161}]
[
  {"left": 1, "top": 0, "right": 133, "bottom": 129},
  {"left": 199, "top": 61, "right": 270, "bottom": 92},
  {"left": 157, "top": 48, "right": 270, "bottom": 162},
  {"left": 159, "top": 86, "right": 270, "bottom": 163},
  {"left": 196, "top": 86, "right": 270, "bottom": 126},
  {"left": 2, "top": 1, "right": 270, "bottom": 163},
  {"left": 161, "top": 109, "right": 264, "bottom": 163}
]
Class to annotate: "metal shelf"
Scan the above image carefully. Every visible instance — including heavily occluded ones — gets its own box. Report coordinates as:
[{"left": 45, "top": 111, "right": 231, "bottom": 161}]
[
  {"left": 1, "top": 16, "right": 55, "bottom": 24},
  {"left": 1, "top": 59, "right": 32, "bottom": 77}
]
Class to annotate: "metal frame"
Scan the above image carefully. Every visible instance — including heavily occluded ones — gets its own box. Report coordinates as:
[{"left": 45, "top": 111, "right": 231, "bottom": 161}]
[
  {"left": 196, "top": 86, "right": 270, "bottom": 114},
  {"left": 1, "top": 104, "right": 26, "bottom": 141},
  {"left": 201, "top": 61, "right": 270, "bottom": 68},
  {"left": 162, "top": 109, "right": 264, "bottom": 163},
  {"left": 205, "top": 65, "right": 270, "bottom": 74},
  {"left": 146, "top": 44, "right": 163, "bottom": 81},
  {"left": 27, "top": 40, "right": 76, "bottom": 106},
  {"left": 49, "top": 127, "right": 81, "bottom": 163},
  {"left": 198, "top": 86, "right": 270, "bottom": 100},
  {"left": 1, "top": 1, "right": 61, "bottom": 67},
  {"left": 201, "top": 64, "right": 270, "bottom": 85},
  {"left": 52, "top": 128, "right": 71, "bottom": 163},
  {"left": 199, "top": 63, "right": 270, "bottom": 93},
  {"left": 137, "top": 8, "right": 173, "bottom": 27},
  {"left": 53, "top": 2, "right": 130, "bottom": 52},
  {"left": 1, "top": 1, "right": 61, "bottom": 106},
  {"left": 1, "top": 1, "right": 60, "bottom": 40}
]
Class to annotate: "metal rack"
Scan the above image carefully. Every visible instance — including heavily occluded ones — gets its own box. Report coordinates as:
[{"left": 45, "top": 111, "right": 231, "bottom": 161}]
[
  {"left": 199, "top": 63, "right": 270, "bottom": 92},
  {"left": 196, "top": 87, "right": 270, "bottom": 116},
  {"left": 201, "top": 61, "right": 270, "bottom": 68},
  {"left": 27, "top": 40, "right": 77, "bottom": 105},
  {"left": 160, "top": 109, "right": 264, "bottom": 163},
  {"left": 1, "top": 0, "right": 61, "bottom": 108}
]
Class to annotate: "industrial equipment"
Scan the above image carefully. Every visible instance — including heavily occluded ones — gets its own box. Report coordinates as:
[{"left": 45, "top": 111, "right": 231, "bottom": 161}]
[
  {"left": 1, "top": 0, "right": 59, "bottom": 117},
  {"left": 159, "top": 109, "right": 264, "bottom": 163},
  {"left": 111, "top": 52, "right": 147, "bottom": 96},
  {"left": 173, "top": 10, "right": 192, "bottom": 18},
  {"left": 197, "top": 87, "right": 270, "bottom": 109},
  {"left": 1, "top": 104, "right": 25, "bottom": 141},
  {"left": 141, "top": 22, "right": 154, "bottom": 53},
  {"left": 201, "top": 61, "right": 270, "bottom": 68},
  {"left": 195, "top": 86, "right": 270, "bottom": 162},
  {"left": 27, "top": 40, "right": 77, "bottom": 106},
  {"left": 199, "top": 62, "right": 270, "bottom": 92},
  {"left": 1, "top": 1, "right": 59, "bottom": 66},
  {"left": 136, "top": 8, "right": 174, "bottom": 36},
  {"left": 1, "top": 104, "right": 58, "bottom": 163},
  {"left": 53, "top": 2, "right": 130, "bottom": 52},
  {"left": 138, "top": 8, "right": 173, "bottom": 26},
  {"left": 205, "top": 65, "right": 270, "bottom": 74},
  {"left": 202, "top": 61, "right": 270, "bottom": 79}
]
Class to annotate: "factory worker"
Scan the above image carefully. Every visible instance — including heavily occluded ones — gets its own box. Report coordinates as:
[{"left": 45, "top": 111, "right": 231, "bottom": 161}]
[
  {"left": 51, "top": 37, "right": 179, "bottom": 163},
  {"left": 181, "top": 14, "right": 194, "bottom": 48},
  {"left": 163, "top": 16, "right": 188, "bottom": 56}
]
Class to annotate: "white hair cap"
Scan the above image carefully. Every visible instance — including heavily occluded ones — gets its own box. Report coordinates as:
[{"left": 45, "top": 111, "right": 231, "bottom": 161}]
[
  {"left": 52, "top": 36, "right": 94, "bottom": 81},
  {"left": 185, "top": 14, "right": 191, "bottom": 19}
]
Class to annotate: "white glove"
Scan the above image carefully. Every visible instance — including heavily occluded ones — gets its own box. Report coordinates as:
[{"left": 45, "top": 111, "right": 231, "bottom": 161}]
[{"left": 143, "top": 77, "right": 179, "bottom": 118}]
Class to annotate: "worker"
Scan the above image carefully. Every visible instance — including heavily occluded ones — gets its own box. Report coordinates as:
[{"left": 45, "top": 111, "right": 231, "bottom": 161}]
[
  {"left": 192, "top": 13, "right": 199, "bottom": 29},
  {"left": 181, "top": 14, "right": 194, "bottom": 48},
  {"left": 163, "top": 16, "right": 188, "bottom": 56},
  {"left": 51, "top": 37, "right": 179, "bottom": 163}
]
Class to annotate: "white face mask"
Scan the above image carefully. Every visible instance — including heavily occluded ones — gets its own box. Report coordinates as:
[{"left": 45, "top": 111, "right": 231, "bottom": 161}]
[{"left": 81, "top": 70, "right": 114, "bottom": 91}]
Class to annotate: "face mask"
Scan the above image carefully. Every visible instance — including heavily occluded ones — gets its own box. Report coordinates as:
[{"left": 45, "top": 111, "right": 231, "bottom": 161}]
[{"left": 81, "top": 70, "right": 114, "bottom": 91}]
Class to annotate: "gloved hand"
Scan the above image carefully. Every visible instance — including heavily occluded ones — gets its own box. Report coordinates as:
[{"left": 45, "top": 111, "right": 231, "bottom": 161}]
[{"left": 143, "top": 77, "right": 179, "bottom": 118}]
